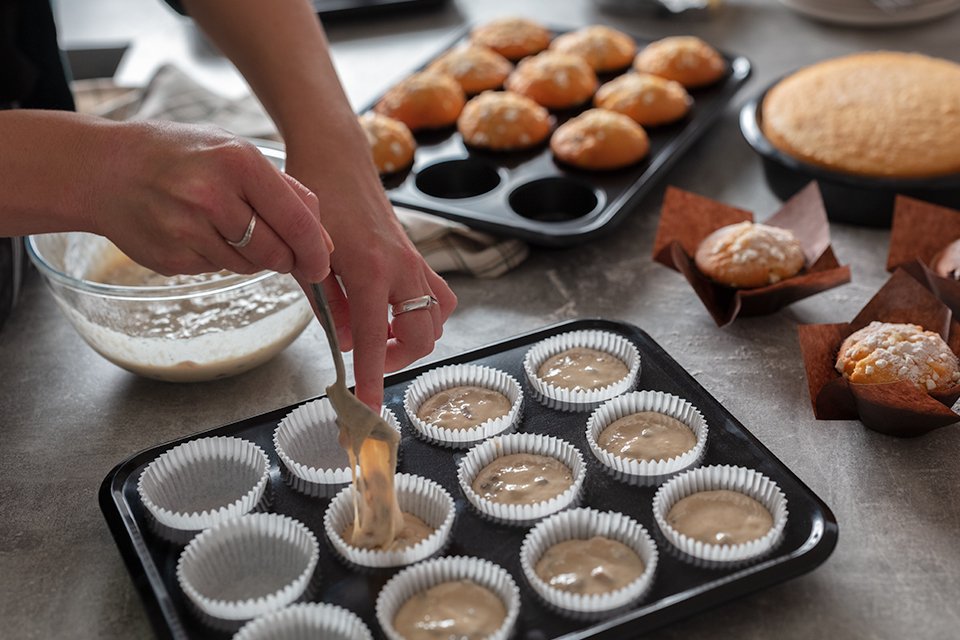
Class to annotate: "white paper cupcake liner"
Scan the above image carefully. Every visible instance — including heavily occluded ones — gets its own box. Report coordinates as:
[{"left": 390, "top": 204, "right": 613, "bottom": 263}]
[
  {"left": 176, "top": 513, "right": 319, "bottom": 623},
  {"left": 146, "top": 490, "right": 274, "bottom": 545},
  {"left": 403, "top": 363, "right": 524, "bottom": 449},
  {"left": 586, "top": 391, "right": 708, "bottom": 481},
  {"left": 137, "top": 436, "right": 270, "bottom": 532},
  {"left": 274, "top": 398, "right": 401, "bottom": 491},
  {"left": 523, "top": 330, "right": 641, "bottom": 412},
  {"left": 232, "top": 603, "right": 373, "bottom": 640},
  {"left": 519, "top": 507, "right": 659, "bottom": 618},
  {"left": 323, "top": 473, "right": 455, "bottom": 569},
  {"left": 652, "top": 465, "right": 789, "bottom": 564},
  {"left": 457, "top": 432, "right": 586, "bottom": 526},
  {"left": 375, "top": 556, "right": 521, "bottom": 640}
]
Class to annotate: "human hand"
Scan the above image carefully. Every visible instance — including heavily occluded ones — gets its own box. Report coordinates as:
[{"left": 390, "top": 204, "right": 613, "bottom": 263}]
[{"left": 91, "top": 121, "right": 333, "bottom": 281}]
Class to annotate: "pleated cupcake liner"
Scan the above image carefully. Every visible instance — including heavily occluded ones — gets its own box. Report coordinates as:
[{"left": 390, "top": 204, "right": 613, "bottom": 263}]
[
  {"left": 457, "top": 432, "right": 586, "bottom": 526},
  {"left": 176, "top": 513, "right": 319, "bottom": 623},
  {"left": 523, "top": 330, "right": 641, "bottom": 412},
  {"left": 138, "top": 436, "right": 270, "bottom": 532},
  {"left": 323, "top": 473, "right": 455, "bottom": 569},
  {"left": 146, "top": 487, "right": 274, "bottom": 546},
  {"left": 232, "top": 602, "right": 373, "bottom": 640},
  {"left": 585, "top": 390, "right": 708, "bottom": 480},
  {"left": 375, "top": 555, "right": 521, "bottom": 640},
  {"left": 403, "top": 363, "right": 524, "bottom": 449},
  {"left": 519, "top": 507, "right": 659, "bottom": 619},
  {"left": 652, "top": 464, "right": 789, "bottom": 564}
]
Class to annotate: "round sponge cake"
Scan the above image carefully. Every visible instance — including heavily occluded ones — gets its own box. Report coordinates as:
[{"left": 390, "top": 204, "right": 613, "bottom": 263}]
[{"left": 761, "top": 51, "right": 960, "bottom": 179}]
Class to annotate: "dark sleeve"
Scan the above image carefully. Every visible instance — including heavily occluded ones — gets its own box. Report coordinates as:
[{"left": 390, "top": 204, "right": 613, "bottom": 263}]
[{"left": 162, "top": 0, "right": 188, "bottom": 16}]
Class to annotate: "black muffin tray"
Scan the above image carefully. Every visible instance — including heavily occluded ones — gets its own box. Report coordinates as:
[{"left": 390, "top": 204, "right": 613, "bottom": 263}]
[
  {"left": 100, "top": 319, "right": 837, "bottom": 639},
  {"left": 740, "top": 81, "right": 960, "bottom": 228},
  {"left": 371, "top": 28, "right": 752, "bottom": 246}
]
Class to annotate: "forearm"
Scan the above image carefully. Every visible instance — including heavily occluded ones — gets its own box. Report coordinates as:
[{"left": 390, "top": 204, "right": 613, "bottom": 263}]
[{"left": 0, "top": 110, "right": 116, "bottom": 237}]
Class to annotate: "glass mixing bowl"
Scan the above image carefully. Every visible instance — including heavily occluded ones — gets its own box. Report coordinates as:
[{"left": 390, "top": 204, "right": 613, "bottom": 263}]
[{"left": 27, "top": 232, "right": 313, "bottom": 382}]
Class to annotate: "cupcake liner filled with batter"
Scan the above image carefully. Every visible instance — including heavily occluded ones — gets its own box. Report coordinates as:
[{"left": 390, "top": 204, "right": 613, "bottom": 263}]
[
  {"left": 137, "top": 436, "right": 270, "bottom": 541},
  {"left": 652, "top": 465, "right": 788, "bottom": 564},
  {"left": 375, "top": 555, "right": 521, "bottom": 640},
  {"left": 519, "top": 507, "right": 658, "bottom": 618},
  {"left": 523, "top": 329, "right": 641, "bottom": 412},
  {"left": 323, "top": 473, "right": 455, "bottom": 569},
  {"left": 403, "top": 363, "right": 523, "bottom": 449},
  {"left": 175, "top": 512, "right": 319, "bottom": 625},
  {"left": 457, "top": 432, "right": 586, "bottom": 526},
  {"left": 233, "top": 602, "right": 373, "bottom": 640},
  {"left": 274, "top": 398, "right": 401, "bottom": 495},
  {"left": 586, "top": 390, "right": 708, "bottom": 482}
]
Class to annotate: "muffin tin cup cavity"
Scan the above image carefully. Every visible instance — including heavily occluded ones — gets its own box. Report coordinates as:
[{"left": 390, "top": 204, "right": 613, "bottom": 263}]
[
  {"left": 274, "top": 399, "right": 401, "bottom": 489},
  {"left": 586, "top": 390, "right": 708, "bottom": 480},
  {"left": 233, "top": 603, "right": 373, "bottom": 640},
  {"left": 137, "top": 436, "right": 270, "bottom": 534},
  {"left": 375, "top": 555, "right": 521, "bottom": 640},
  {"left": 519, "top": 507, "right": 659, "bottom": 618},
  {"left": 652, "top": 465, "right": 789, "bottom": 564},
  {"left": 457, "top": 432, "right": 586, "bottom": 526},
  {"left": 524, "top": 329, "right": 641, "bottom": 412},
  {"left": 175, "top": 513, "right": 319, "bottom": 623},
  {"left": 508, "top": 177, "right": 603, "bottom": 222},
  {"left": 415, "top": 157, "right": 503, "bottom": 199},
  {"left": 403, "top": 363, "right": 524, "bottom": 449},
  {"left": 323, "top": 473, "right": 455, "bottom": 569}
]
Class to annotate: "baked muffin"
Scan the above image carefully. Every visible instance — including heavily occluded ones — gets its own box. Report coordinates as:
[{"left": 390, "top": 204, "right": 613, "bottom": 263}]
[
  {"left": 427, "top": 45, "right": 513, "bottom": 95},
  {"left": 550, "top": 108, "right": 650, "bottom": 170},
  {"left": 694, "top": 221, "right": 805, "bottom": 289},
  {"left": 594, "top": 72, "right": 692, "bottom": 127},
  {"left": 634, "top": 36, "right": 726, "bottom": 88},
  {"left": 470, "top": 17, "right": 552, "bottom": 61},
  {"left": 761, "top": 51, "right": 960, "bottom": 179},
  {"left": 374, "top": 72, "right": 466, "bottom": 131},
  {"left": 457, "top": 91, "right": 551, "bottom": 151},
  {"left": 836, "top": 321, "right": 960, "bottom": 392},
  {"left": 358, "top": 112, "right": 416, "bottom": 175},
  {"left": 505, "top": 51, "right": 599, "bottom": 110},
  {"left": 549, "top": 25, "right": 637, "bottom": 73}
]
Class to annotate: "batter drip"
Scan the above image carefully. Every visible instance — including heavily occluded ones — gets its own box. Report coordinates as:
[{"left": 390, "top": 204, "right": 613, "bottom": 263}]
[
  {"left": 537, "top": 347, "right": 628, "bottom": 391},
  {"left": 393, "top": 580, "right": 506, "bottom": 640},
  {"left": 666, "top": 489, "right": 774, "bottom": 545},
  {"left": 471, "top": 453, "right": 573, "bottom": 505},
  {"left": 535, "top": 536, "right": 645, "bottom": 595},
  {"left": 598, "top": 411, "right": 696, "bottom": 462},
  {"left": 342, "top": 511, "right": 433, "bottom": 551},
  {"left": 416, "top": 385, "right": 512, "bottom": 430}
]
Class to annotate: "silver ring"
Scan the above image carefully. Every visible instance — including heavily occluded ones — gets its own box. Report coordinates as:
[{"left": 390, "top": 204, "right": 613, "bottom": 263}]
[
  {"left": 391, "top": 295, "right": 439, "bottom": 316},
  {"left": 227, "top": 213, "right": 257, "bottom": 249}
]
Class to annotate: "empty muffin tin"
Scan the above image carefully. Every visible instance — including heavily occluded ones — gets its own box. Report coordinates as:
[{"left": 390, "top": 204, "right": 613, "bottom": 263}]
[
  {"left": 101, "top": 318, "right": 838, "bottom": 640},
  {"left": 369, "top": 27, "right": 752, "bottom": 246}
]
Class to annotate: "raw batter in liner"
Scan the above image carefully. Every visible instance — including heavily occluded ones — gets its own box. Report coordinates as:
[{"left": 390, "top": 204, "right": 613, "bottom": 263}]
[
  {"left": 666, "top": 489, "right": 773, "bottom": 545},
  {"left": 471, "top": 453, "right": 573, "bottom": 505},
  {"left": 342, "top": 512, "right": 433, "bottom": 551},
  {"left": 535, "top": 535, "right": 645, "bottom": 595},
  {"left": 598, "top": 411, "right": 696, "bottom": 462},
  {"left": 416, "top": 385, "right": 512, "bottom": 430},
  {"left": 537, "top": 347, "right": 628, "bottom": 391},
  {"left": 393, "top": 580, "right": 507, "bottom": 640}
]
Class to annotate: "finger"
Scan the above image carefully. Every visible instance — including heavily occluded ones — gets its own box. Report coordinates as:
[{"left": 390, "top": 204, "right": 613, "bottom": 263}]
[
  {"left": 425, "top": 269, "right": 457, "bottom": 323},
  {"left": 384, "top": 291, "right": 439, "bottom": 372},
  {"left": 219, "top": 202, "right": 297, "bottom": 274},
  {"left": 241, "top": 155, "right": 330, "bottom": 281},
  {"left": 139, "top": 247, "right": 219, "bottom": 277},
  {"left": 281, "top": 173, "right": 335, "bottom": 254},
  {"left": 322, "top": 275, "right": 354, "bottom": 351},
  {"left": 193, "top": 220, "right": 260, "bottom": 275},
  {"left": 347, "top": 283, "right": 390, "bottom": 410}
]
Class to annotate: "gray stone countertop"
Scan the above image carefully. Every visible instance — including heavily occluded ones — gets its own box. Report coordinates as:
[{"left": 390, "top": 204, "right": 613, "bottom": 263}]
[{"left": 3, "top": 0, "right": 960, "bottom": 638}]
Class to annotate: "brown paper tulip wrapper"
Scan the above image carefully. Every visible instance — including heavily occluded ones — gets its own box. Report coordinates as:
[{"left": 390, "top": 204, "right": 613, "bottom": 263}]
[
  {"left": 798, "top": 269, "right": 960, "bottom": 438},
  {"left": 652, "top": 182, "right": 851, "bottom": 327},
  {"left": 887, "top": 196, "right": 960, "bottom": 318}
]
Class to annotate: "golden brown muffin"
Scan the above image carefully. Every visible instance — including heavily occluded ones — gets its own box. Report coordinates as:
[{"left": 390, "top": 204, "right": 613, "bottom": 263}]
[
  {"left": 374, "top": 72, "right": 466, "bottom": 131},
  {"left": 505, "top": 51, "right": 599, "bottom": 110},
  {"left": 427, "top": 45, "right": 514, "bottom": 95},
  {"left": 836, "top": 321, "right": 960, "bottom": 392},
  {"left": 694, "top": 221, "right": 804, "bottom": 289},
  {"left": 358, "top": 112, "right": 416, "bottom": 175},
  {"left": 550, "top": 108, "right": 649, "bottom": 170},
  {"left": 761, "top": 52, "right": 960, "bottom": 179},
  {"left": 457, "top": 91, "right": 551, "bottom": 151},
  {"left": 634, "top": 36, "right": 726, "bottom": 88},
  {"left": 470, "top": 17, "right": 553, "bottom": 61},
  {"left": 594, "top": 72, "right": 692, "bottom": 127},
  {"left": 549, "top": 25, "right": 637, "bottom": 73}
]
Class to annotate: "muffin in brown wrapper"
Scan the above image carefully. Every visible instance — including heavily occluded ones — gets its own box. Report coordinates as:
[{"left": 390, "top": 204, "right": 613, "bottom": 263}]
[
  {"left": 798, "top": 268, "right": 960, "bottom": 437},
  {"left": 887, "top": 196, "right": 960, "bottom": 318},
  {"left": 652, "top": 182, "right": 851, "bottom": 327}
]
